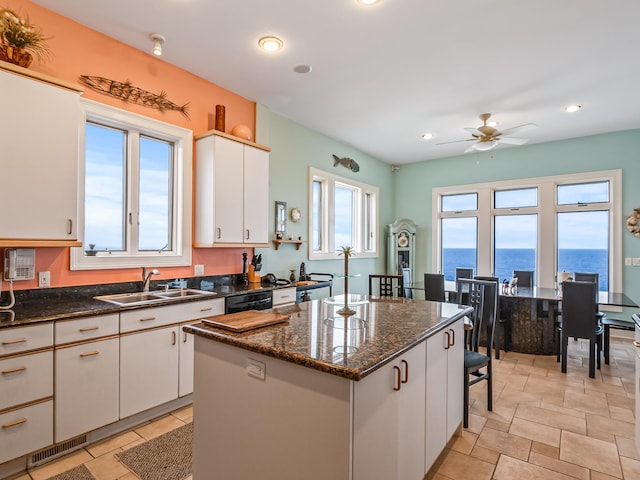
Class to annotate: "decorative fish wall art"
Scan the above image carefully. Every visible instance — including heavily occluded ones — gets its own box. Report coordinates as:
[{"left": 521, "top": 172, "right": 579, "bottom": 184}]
[
  {"left": 79, "top": 75, "right": 190, "bottom": 119},
  {"left": 332, "top": 154, "right": 360, "bottom": 172}
]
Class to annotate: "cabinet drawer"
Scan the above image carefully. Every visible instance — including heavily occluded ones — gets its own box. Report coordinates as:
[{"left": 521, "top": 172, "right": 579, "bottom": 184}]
[
  {"left": 273, "top": 287, "right": 296, "bottom": 307},
  {"left": 0, "top": 324, "right": 53, "bottom": 357},
  {"left": 0, "top": 350, "right": 53, "bottom": 411},
  {"left": 120, "top": 298, "right": 224, "bottom": 333},
  {"left": 55, "top": 314, "right": 119, "bottom": 345},
  {"left": 0, "top": 400, "right": 53, "bottom": 465}
]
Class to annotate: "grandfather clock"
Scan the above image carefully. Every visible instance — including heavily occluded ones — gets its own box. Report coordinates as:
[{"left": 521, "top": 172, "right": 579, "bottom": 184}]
[{"left": 387, "top": 218, "right": 417, "bottom": 275}]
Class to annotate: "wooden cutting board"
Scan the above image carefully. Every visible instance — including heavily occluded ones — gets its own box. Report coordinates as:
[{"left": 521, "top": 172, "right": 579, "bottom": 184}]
[{"left": 201, "top": 310, "right": 289, "bottom": 332}]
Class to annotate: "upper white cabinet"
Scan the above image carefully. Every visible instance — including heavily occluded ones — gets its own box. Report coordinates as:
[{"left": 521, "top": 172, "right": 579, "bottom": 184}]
[
  {"left": 0, "top": 63, "right": 83, "bottom": 246},
  {"left": 195, "top": 131, "right": 270, "bottom": 247}
]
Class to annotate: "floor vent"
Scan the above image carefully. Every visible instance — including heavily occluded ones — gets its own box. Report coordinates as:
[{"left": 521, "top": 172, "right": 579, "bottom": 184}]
[{"left": 29, "top": 434, "right": 88, "bottom": 467}]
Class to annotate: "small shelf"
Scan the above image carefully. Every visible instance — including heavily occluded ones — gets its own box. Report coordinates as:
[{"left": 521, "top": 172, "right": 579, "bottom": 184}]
[{"left": 272, "top": 239, "right": 305, "bottom": 250}]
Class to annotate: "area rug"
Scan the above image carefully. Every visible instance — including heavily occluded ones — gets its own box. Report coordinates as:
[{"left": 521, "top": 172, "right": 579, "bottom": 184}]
[
  {"left": 47, "top": 464, "right": 96, "bottom": 480},
  {"left": 115, "top": 422, "right": 193, "bottom": 480}
]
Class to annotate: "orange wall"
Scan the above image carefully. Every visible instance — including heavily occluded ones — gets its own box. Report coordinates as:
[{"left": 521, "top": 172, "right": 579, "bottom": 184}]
[{"left": 3, "top": 0, "right": 257, "bottom": 289}]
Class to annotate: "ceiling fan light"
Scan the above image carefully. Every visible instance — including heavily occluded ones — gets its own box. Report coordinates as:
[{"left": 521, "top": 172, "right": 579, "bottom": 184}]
[
  {"left": 564, "top": 104, "right": 582, "bottom": 113},
  {"left": 472, "top": 141, "right": 497, "bottom": 152},
  {"left": 421, "top": 132, "right": 433, "bottom": 140}
]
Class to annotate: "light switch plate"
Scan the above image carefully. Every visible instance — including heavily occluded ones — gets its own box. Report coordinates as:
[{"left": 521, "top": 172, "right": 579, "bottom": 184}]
[
  {"left": 194, "top": 264, "right": 204, "bottom": 276},
  {"left": 625, "top": 257, "right": 632, "bottom": 266}
]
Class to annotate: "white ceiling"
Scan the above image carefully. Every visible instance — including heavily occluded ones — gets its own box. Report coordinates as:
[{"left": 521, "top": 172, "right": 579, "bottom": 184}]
[{"left": 32, "top": 0, "right": 640, "bottom": 165}]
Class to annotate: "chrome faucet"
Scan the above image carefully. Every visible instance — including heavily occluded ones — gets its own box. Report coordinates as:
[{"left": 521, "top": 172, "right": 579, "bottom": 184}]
[{"left": 142, "top": 267, "right": 160, "bottom": 292}]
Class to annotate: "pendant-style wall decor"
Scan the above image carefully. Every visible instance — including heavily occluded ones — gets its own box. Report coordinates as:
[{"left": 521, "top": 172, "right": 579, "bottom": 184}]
[{"left": 79, "top": 75, "right": 190, "bottom": 119}]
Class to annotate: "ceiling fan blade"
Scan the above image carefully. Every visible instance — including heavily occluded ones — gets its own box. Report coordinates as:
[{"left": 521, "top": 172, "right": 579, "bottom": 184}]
[
  {"left": 435, "top": 138, "right": 476, "bottom": 146},
  {"left": 500, "top": 123, "right": 536, "bottom": 136},
  {"left": 497, "top": 136, "right": 529, "bottom": 145},
  {"left": 464, "top": 127, "right": 484, "bottom": 136},
  {"left": 464, "top": 144, "right": 479, "bottom": 153}
]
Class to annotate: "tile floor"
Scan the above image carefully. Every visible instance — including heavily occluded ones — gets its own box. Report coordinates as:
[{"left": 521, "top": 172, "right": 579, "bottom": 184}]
[{"left": 9, "top": 336, "right": 640, "bottom": 480}]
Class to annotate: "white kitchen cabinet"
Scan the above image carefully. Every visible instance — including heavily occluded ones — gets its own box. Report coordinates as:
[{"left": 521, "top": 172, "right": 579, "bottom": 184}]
[
  {"left": 353, "top": 341, "right": 426, "bottom": 480},
  {"left": 120, "top": 326, "right": 180, "bottom": 418},
  {"left": 54, "top": 337, "right": 119, "bottom": 442},
  {"left": 120, "top": 298, "right": 223, "bottom": 417},
  {"left": 273, "top": 287, "right": 297, "bottom": 307},
  {"left": 0, "top": 322, "right": 53, "bottom": 465},
  {"left": 425, "top": 319, "right": 464, "bottom": 470},
  {"left": 195, "top": 132, "right": 270, "bottom": 246},
  {"left": 0, "top": 65, "right": 82, "bottom": 245}
]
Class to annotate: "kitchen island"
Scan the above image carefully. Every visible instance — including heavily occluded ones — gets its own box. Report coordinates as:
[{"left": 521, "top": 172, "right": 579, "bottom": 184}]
[{"left": 184, "top": 295, "right": 472, "bottom": 480}]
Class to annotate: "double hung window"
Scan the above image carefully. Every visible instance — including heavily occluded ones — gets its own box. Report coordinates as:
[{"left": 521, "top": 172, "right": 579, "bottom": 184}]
[
  {"left": 71, "top": 100, "right": 193, "bottom": 270},
  {"left": 433, "top": 170, "right": 621, "bottom": 291},
  {"left": 309, "top": 167, "right": 378, "bottom": 259}
]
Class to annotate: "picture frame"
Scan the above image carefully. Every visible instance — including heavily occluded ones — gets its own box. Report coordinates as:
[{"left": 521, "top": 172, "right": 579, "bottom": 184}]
[{"left": 275, "top": 201, "right": 287, "bottom": 235}]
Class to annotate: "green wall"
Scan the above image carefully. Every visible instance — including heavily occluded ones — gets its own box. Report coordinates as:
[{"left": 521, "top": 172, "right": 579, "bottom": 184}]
[
  {"left": 255, "top": 106, "right": 394, "bottom": 295},
  {"left": 256, "top": 105, "right": 640, "bottom": 305},
  {"left": 394, "top": 129, "right": 640, "bottom": 305}
]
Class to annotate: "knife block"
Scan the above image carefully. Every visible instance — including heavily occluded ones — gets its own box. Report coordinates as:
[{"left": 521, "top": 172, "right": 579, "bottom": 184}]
[{"left": 247, "top": 265, "right": 261, "bottom": 283}]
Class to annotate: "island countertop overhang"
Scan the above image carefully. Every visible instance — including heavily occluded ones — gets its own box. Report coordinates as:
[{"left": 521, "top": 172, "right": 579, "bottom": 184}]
[{"left": 184, "top": 297, "right": 472, "bottom": 381}]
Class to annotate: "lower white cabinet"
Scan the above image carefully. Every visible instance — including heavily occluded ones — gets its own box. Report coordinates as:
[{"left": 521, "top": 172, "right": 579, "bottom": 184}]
[
  {"left": 55, "top": 337, "right": 119, "bottom": 442},
  {"left": 0, "top": 400, "right": 53, "bottom": 465},
  {"left": 178, "top": 326, "right": 195, "bottom": 397},
  {"left": 425, "top": 319, "right": 464, "bottom": 470},
  {"left": 635, "top": 321, "right": 640, "bottom": 456},
  {"left": 120, "top": 326, "right": 180, "bottom": 418},
  {"left": 273, "top": 287, "right": 296, "bottom": 307},
  {"left": 353, "top": 342, "right": 426, "bottom": 480},
  {"left": 0, "top": 350, "right": 53, "bottom": 411}
]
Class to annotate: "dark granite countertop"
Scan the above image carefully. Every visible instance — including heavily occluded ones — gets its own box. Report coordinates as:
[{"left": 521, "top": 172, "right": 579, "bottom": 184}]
[
  {"left": 0, "top": 275, "right": 295, "bottom": 328},
  {"left": 184, "top": 295, "right": 472, "bottom": 381}
]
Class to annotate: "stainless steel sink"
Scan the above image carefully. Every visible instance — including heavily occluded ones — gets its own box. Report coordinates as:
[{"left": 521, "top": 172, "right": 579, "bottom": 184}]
[{"left": 95, "top": 289, "right": 217, "bottom": 306}]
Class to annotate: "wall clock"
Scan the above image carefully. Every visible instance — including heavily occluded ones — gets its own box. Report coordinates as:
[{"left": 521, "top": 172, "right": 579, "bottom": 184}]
[
  {"left": 290, "top": 208, "right": 302, "bottom": 223},
  {"left": 626, "top": 208, "right": 640, "bottom": 237}
]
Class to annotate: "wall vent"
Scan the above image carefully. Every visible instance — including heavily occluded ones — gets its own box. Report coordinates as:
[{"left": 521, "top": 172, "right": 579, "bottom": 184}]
[{"left": 29, "top": 434, "right": 87, "bottom": 467}]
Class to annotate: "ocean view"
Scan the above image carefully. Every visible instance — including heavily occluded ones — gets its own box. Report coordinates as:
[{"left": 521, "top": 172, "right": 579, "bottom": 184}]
[{"left": 443, "top": 248, "right": 609, "bottom": 291}]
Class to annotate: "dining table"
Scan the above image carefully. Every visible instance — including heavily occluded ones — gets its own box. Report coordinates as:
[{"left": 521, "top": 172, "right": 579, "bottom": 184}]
[{"left": 407, "top": 281, "right": 638, "bottom": 355}]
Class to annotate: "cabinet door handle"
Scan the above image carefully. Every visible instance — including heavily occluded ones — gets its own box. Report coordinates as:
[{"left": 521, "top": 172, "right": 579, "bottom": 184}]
[
  {"left": 444, "top": 331, "right": 451, "bottom": 350},
  {"left": 80, "top": 350, "right": 99, "bottom": 357},
  {"left": 393, "top": 366, "right": 401, "bottom": 391},
  {"left": 449, "top": 327, "right": 455, "bottom": 346},
  {"left": 172, "top": 331, "right": 177, "bottom": 345},
  {"left": 634, "top": 341, "right": 640, "bottom": 348},
  {"left": 245, "top": 229, "right": 250, "bottom": 240},
  {"left": 2, "top": 338, "right": 27, "bottom": 346},
  {"left": 2, "top": 366, "right": 27, "bottom": 375},
  {"left": 401, "top": 359, "right": 409, "bottom": 384},
  {"left": 79, "top": 326, "right": 99, "bottom": 332},
  {"left": 67, "top": 219, "right": 73, "bottom": 235},
  {"left": 216, "top": 227, "right": 222, "bottom": 239},
  {"left": 200, "top": 306, "right": 213, "bottom": 312},
  {"left": 2, "top": 418, "right": 27, "bottom": 429},
  {"left": 183, "top": 332, "right": 188, "bottom": 343},
  {"left": 140, "top": 317, "right": 156, "bottom": 322}
]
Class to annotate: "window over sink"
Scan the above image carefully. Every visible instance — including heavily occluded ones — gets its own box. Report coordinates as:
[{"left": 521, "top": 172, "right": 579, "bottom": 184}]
[{"left": 71, "top": 99, "right": 193, "bottom": 270}]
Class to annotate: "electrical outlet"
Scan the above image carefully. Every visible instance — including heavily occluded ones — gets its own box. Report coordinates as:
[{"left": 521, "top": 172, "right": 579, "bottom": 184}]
[
  {"left": 625, "top": 257, "right": 632, "bottom": 266},
  {"left": 246, "top": 358, "right": 265, "bottom": 380},
  {"left": 38, "top": 271, "right": 50, "bottom": 288},
  {"left": 634, "top": 258, "right": 640, "bottom": 266},
  {"left": 194, "top": 264, "right": 205, "bottom": 276}
]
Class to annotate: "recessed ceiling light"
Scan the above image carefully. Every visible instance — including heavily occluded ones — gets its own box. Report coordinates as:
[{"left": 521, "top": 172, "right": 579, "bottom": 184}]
[
  {"left": 258, "top": 36, "right": 283, "bottom": 52},
  {"left": 357, "top": 0, "right": 381, "bottom": 5},
  {"left": 293, "top": 64, "right": 312, "bottom": 74},
  {"left": 421, "top": 132, "right": 433, "bottom": 140},
  {"left": 565, "top": 104, "right": 582, "bottom": 113}
]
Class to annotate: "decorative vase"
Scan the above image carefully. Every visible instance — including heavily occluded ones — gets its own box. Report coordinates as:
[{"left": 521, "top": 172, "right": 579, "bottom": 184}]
[
  {"left": 231, "top": 124, "right": 252, "bottom": 141},
  {"left": 215, "top": 105, "right": 225, "bottom": 132},
  {"left": 0, "top": 44, "right": 33, "bottom": 68},
  {"left": 289, "top": 270, "right": 296, "bottom": 283}
]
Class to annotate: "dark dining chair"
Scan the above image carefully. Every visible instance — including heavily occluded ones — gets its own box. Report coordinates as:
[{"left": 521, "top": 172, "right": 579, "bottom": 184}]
[
  {"left": 401, "top": 268, "right": 413, "bottom": 299},
  {"left": 512, "top": 270, "right": 534, "bottom": 288},
  {"left": 458, "top": 278, "right": 498, "bottom": 428},
  {"left": 368, "top": 274, "right": 404, "bottom": 297},
  {"left": 451, "top": 267, "right": 474, "bottom": 303},
  {"left": 474, "top": 276, "right": 504, "bottom": 359},
  {"left": 423, "top": 273, "right": 446, "bottom": 302},
  {"left": 558, "top": 280, "right": 604, "bottom": 378}
]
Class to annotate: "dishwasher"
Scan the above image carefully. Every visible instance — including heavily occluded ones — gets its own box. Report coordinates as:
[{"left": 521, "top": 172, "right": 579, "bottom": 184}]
[{"left": 225, "top": 290, "right": 272, "bottom": 313}]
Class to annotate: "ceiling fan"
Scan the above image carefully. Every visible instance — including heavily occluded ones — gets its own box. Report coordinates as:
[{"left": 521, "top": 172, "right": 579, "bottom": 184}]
[{"left": 438, "top": 113, "right": 536, "bottom": 153}]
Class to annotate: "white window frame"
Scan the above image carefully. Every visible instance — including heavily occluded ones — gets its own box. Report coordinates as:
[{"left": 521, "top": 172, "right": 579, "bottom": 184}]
[
  {"left": 308, "top": 167, "right": 378, "bottom": 260},
  {"left": 71, "top": 98, "right": 193, "bottom": 270},
  {"left": 432, "top": 169, "right": 622, "bottom": 292}
]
